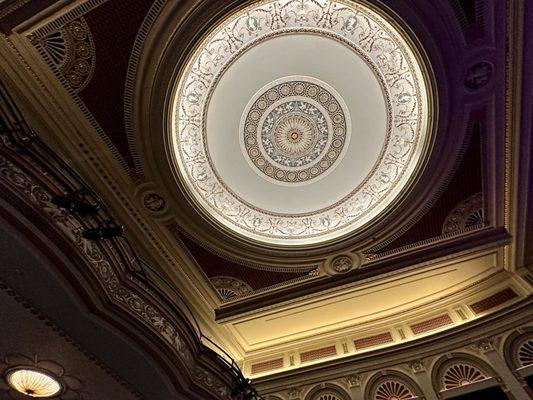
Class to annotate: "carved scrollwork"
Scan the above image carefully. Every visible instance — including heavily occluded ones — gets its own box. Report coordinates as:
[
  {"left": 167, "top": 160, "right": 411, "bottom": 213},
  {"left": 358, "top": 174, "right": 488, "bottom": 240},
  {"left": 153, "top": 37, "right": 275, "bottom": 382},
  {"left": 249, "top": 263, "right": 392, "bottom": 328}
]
[
  {"left": 442, "top": 192, "right": 483, "bottom": 234},
  {"left": 193, "top": 366, "right": 231, "bottom": 399}
]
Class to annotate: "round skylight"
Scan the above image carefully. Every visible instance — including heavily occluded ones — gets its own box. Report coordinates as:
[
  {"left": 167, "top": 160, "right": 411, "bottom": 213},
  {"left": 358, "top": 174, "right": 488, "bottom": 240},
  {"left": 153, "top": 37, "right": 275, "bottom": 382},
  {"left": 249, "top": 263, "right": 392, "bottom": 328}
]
[{"left": 169, "top": 0, "right": 433, "bottom": 246}]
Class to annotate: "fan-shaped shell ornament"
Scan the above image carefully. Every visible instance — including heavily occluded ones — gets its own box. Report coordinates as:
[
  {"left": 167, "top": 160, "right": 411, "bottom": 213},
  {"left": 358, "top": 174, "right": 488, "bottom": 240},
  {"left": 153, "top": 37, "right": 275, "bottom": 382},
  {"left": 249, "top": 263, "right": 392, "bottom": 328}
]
[
  {"left": 518, "top": 339, "right": 533, "bottom": 367},
  {"left": 210, "top": 276, "right": 253, "bottom": 300},
  {"left": 217, "top": 288, "right": 238, "bottom": 299},
  {"left": 313, "top": 389, "right": 345, "bottom": 400},
  {"left": 374, "top": 380, "right": 414, "bottom": 400},
  {"left": 442, "top": 363, "right": 487, "bottom": 389}
]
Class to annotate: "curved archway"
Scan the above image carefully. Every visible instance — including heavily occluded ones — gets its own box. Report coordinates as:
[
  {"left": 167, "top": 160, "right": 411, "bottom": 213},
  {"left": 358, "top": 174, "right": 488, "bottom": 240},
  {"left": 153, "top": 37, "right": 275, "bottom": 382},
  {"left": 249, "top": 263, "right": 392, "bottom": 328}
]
[
  {"left": 364, "top": 370, "right": 423, "bottom": 400},
  {"left": 503, "top": 328, "right": 533, "bottom": 371},
  {"left": 431, "top": 353, "right": 497, "bottom": 393},
  {"left": 304, "top": 383, "right": 351, "bottom": 400}
]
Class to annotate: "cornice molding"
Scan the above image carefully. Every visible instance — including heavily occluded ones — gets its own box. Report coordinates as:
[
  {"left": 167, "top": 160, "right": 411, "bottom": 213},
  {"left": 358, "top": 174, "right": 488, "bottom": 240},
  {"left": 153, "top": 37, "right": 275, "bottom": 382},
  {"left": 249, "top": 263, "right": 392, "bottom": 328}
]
[
  {"left": 253, "top": 300, "right": 532, "bottom": 393},
  {"left": 216, "top": 229, "right": 511, "bottom": 320}
]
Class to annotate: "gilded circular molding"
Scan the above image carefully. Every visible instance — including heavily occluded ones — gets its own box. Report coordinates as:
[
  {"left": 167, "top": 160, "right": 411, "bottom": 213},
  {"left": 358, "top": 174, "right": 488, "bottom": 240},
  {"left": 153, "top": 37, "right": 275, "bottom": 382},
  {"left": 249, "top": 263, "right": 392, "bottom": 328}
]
[
  {"left": 142, "top": 192, "right": 166, "bottom": 213},
  {"left": 169, "top": 0, "right": 432, "bottom": 246},
  {"left": 464, "top": 62, "right": 493, "bottom": 91},
  {"left": 332, "top": 255, "right": 352, "bottom": 273},
  {"left": 325, "top": 253, "right": 360, "bottom": 275},
  {"left": 240, "top": 76, "right": 351, "bottom": 185},
  {"left": 503, "top": 329, "right": 533, "bottom": 370}
]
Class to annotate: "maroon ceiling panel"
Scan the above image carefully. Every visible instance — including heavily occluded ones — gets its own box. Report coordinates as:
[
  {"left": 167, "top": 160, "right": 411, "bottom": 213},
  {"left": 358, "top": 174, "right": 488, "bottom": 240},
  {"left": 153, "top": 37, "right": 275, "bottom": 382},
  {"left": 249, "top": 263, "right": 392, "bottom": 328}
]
[
  {"left": 374, "top": 120, "right": 483, "bottom": 253},
  {"left": 178, "top": 232, "right": 313, "bottom": 291},
  {"left": 78, "top": 0, "right": 154, "bottom": 169}
]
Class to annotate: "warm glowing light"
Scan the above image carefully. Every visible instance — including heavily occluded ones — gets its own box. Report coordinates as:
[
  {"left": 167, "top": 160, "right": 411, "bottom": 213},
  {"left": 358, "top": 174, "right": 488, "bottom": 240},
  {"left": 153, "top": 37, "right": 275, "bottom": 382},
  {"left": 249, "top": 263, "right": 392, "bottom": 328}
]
[{"left": 6, "top": 369, "right": 62, "bottom": 397}]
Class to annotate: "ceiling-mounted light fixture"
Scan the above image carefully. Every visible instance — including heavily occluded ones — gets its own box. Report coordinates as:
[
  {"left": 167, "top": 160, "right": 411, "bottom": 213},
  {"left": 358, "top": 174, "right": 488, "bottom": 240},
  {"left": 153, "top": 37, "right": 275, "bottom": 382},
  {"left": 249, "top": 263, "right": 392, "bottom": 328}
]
[
  {"left": 51, "top": 193, "right": 99, "bottom": 216},
  {"left": 81, "top": 224, "right": 124, "bottom": 240},
  {"left": 5, "top": 368, "right": 62, "bottom": 398}
]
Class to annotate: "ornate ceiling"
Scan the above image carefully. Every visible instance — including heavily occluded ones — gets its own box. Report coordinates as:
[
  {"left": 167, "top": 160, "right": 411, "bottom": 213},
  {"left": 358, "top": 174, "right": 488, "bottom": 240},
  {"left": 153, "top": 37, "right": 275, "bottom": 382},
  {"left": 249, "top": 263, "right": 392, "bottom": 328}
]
[{"left": 0, "top": 0, "right": 531, "bottom": 396}]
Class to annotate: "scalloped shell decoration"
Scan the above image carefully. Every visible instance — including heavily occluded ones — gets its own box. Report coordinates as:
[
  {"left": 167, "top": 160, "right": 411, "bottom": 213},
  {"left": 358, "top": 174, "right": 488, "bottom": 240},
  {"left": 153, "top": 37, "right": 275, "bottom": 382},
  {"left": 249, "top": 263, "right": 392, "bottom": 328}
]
[
  {"left": 374, "top": 380, "right": 414, "bottom": 400},
  {"left": 518, "top": 339, "right": 533, "bottom": 367},
  {"left": 442, "top": 363, "right": 487, "bottom": 389}
]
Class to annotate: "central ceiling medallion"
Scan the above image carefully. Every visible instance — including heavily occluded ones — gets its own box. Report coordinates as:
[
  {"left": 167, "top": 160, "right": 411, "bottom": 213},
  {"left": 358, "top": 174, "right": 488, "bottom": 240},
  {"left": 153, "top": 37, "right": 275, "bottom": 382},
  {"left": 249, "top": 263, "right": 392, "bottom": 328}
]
[
  {"left": 170, "top": 0, "right": 432, "bottom": 246},
  {"left": 241, "top": 76, "right": 351, "bottom": 185}
]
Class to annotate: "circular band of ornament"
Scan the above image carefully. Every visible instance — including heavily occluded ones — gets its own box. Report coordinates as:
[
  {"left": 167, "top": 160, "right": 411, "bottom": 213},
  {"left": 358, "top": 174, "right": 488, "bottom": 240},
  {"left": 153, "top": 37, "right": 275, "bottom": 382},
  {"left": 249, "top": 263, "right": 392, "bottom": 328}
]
[
  {"left": 170, "top": 0, "right": 431, "bottom": 245},
  {"left": 331, "top": 254, "right": 353, "bottom": 273},
  {"left": 240, "top": 76, "right": 351, "bottom": 185}
]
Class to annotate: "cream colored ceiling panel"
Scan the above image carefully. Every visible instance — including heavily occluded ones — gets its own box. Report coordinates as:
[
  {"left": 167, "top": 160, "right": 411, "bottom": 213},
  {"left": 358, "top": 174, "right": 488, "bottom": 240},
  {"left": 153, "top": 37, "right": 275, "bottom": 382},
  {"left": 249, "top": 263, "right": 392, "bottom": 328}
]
[{"left": 230, "top": 253, "right": 498, "bottom": 348}]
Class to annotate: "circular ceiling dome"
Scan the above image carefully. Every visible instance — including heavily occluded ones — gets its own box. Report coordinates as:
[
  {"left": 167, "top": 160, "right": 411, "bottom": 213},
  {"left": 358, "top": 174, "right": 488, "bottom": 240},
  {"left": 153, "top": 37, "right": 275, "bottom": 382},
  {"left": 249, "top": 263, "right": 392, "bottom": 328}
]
[{"left": 169, "top": 0, "right": 433, "bottom": 247}]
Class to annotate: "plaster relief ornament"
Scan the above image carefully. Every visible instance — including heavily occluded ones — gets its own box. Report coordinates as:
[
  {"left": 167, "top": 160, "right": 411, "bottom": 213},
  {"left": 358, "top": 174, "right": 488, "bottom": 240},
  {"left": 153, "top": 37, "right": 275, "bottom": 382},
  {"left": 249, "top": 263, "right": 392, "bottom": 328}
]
[
  {"left": 464, "top": 62, "right": 493, "bottom": 90},
  {"left": 331, "top": 254, "right": 353, "bottom": 273},
  {"left": 240, "top": 77, "right": 350, "bottom": 185},
  {"left": 210, "top": 276, "right": 253, "bottom": 300},
  {"left": 142, "top": 192, "right": 166, "bottom": 213},
  {"left": 170, "top": 0, "right": 432, "bottom": 246},
  {"left": 31, "top": 17, "right": 96, "bottom": 93}
]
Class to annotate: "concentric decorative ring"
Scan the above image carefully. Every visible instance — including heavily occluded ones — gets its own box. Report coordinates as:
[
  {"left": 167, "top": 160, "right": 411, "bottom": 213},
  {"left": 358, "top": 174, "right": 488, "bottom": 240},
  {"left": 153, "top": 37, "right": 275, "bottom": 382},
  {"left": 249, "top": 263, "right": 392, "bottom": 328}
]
[{"left": 241, "top": 77, "right": 350, "bottom": 184}]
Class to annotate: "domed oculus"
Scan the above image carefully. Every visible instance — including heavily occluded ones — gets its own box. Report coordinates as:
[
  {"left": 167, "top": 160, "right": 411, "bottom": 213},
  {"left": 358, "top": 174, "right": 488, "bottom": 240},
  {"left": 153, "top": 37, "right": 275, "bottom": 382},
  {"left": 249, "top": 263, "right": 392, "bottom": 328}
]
[{"left": 170, "top": 0, "right": 432, "bottom": 246}]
